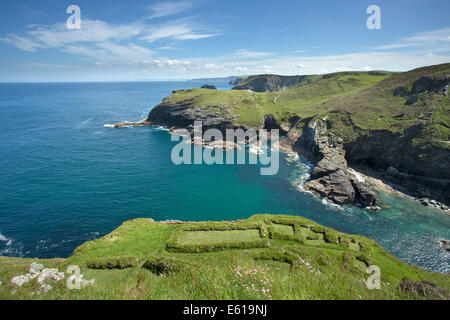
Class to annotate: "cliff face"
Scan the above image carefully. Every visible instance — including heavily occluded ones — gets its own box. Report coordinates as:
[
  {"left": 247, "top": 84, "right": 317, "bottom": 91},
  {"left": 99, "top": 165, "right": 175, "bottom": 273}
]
[
  {"left": 293, "top": 119, "right": 379, "bottom": 206},
  {"left": 147, "top": 92, "right": 242, "bottom": 132},
  {"left": 232, "top": 74, "right": 318, "bottom": 92}
]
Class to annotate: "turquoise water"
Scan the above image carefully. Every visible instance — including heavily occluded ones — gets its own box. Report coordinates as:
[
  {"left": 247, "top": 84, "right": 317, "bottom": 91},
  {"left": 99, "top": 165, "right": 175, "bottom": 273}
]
[{"left": 0, "top": 82, "right": 449, "bottom": 273}]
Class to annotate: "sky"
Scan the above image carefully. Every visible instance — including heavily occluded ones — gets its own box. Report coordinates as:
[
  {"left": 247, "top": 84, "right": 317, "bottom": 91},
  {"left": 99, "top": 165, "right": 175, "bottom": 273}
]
[{"left": 0, "top": 0, "right": 449, "bottom": 82}]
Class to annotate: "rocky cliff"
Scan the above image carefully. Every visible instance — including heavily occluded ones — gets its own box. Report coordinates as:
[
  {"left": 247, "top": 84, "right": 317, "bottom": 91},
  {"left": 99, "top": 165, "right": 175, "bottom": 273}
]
[{"left": 232, "top": 74, "right": 319, "bottom": 92}]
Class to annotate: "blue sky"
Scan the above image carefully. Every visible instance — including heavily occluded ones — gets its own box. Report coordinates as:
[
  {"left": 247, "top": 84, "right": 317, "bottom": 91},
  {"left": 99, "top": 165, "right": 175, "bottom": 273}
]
[{"left": 0, "top": 0, "right": 449, "bottom": 82}]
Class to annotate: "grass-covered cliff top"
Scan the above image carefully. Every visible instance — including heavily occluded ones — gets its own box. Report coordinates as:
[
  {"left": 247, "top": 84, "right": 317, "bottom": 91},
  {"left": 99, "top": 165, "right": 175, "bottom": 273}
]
[
  {"left": 160, "top": 64, "right": 449, "bottom": 147},
  {"left": 1, "top": 214, "right": 449, "bottom": 300}
]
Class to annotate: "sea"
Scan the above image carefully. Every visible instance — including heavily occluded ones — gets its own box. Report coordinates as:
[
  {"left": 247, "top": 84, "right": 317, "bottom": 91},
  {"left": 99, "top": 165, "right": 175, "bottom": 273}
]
[{"left": 0, "top": 80, "right": 449, "bottom": 273}]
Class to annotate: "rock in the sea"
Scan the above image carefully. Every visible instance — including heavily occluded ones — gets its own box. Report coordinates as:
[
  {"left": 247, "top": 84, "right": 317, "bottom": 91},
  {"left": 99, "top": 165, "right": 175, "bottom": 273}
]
[{"left": 441, "top": 240, "right": 450, "bottom": 252}]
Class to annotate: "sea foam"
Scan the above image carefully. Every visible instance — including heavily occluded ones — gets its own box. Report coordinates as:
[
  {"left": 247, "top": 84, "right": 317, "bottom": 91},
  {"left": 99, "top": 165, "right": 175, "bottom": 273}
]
[{"left": 0, "top": 232, "right": 7, "bottom": 242}]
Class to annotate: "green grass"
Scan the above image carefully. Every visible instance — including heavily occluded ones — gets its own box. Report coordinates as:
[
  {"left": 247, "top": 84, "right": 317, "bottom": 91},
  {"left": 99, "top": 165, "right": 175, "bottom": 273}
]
[
  {"left": 1, "top": 214, "right": 449, "bottom": 300},
  {"left": 271, "top": 224, "right": 295, "bottom": 237},
  {"left": 178, "top": 229, "right": 261, "bottom": 245}
]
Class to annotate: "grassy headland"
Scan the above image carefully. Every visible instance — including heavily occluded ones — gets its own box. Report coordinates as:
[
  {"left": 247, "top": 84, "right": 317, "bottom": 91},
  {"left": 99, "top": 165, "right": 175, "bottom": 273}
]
[{"left": 1, "top": 214, "right": 449, "bottom": 300}]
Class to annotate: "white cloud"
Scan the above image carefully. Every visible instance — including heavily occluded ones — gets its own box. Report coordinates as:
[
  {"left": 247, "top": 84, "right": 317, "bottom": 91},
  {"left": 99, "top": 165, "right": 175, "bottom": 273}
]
[
  {"left": 140, "top": 23, "right": 216, "bottom": 42},
  {"left": 404, "top": 28, "right": 450, "bottom": 42},
  {"left": 0, "top": 34, "right": 42, "bottom": 51},
  {"left": 148, "top": 1, "right": 192, "bottom": 19},
  {"left": 335, "top": 67, "right": 353, "bottom": 72},
  {"left": 232, "top": 49, "right": 273, "bottom": 58},
  {"left": 97, "top": 42, "right": 153, "bottom": 61},
  {"left": 1, "top": 19, "right": 143, "bottom": 50},
  {"left": 373, "top": 28, "right": 450, "bottom": 51}
]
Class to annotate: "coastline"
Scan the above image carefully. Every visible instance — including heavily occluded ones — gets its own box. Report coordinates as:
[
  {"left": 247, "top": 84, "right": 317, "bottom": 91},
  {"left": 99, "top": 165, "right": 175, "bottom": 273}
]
[{"left": 109, "top": 120, "right": 449, "bottom": 213}]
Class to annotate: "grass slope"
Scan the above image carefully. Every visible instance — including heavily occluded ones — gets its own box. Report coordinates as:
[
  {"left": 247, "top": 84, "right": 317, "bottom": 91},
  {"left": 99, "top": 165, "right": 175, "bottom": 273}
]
[
  {"left": 1, "top": 214, "right": 449, "bottom": 300},
  {"left": 162, "top": 65, "right": 449, "bottom": 149}
]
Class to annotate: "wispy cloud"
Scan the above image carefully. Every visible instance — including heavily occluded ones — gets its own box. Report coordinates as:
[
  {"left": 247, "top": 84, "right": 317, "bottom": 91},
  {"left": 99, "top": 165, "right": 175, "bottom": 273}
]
[
  {"left": 0, "top": 34, "right": 42, "bottom": 51},
  {"left": 148, "top": 1, "right": 192, "bottom": 19},
  {"left": 1, "top": 19, "right": 143, "bottom": 51},
  {"left": 0, "top": 16, "right": 217, "bottom": 64},
  {"left": 232, "top": 49, "right": 273, "bottom": 59},
  {"left": 373, "top": 28, "right": 450, "bottom": 50},
  {"left": 140, "top": 22, "right": 216, "bottom": 42}
]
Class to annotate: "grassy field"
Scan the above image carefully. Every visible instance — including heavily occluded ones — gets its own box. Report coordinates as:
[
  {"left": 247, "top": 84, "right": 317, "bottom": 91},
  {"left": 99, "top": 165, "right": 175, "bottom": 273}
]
[{"left": 1, "top": 214, "right": 449, "bottom": 300}]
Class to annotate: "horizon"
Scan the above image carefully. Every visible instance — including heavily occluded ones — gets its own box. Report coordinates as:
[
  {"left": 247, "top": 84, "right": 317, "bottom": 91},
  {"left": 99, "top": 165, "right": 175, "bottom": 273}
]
[
  {"left": 1, "top": 63, "right": 445, "bottom": 84},
  {"left": 0, "top": 0, "right": 449, "bottom": 82}
]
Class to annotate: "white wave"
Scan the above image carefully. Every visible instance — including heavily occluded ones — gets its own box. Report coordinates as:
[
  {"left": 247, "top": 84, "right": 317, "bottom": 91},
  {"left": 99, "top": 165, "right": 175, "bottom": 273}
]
[
  {"left": 103, "top": 124, "right": 115, "bottom": 128},
  {"left": 154, "top": 125, "right": 170, "bottom": 132},
  {"left": 249, "top": 145, "right": 265, "bottom": 155},
  {"left": 321, "top": 198, "right": 344, "bottom": 211},
  {"left": 0, "top": 232, "right": 7, "bottom": 242}
]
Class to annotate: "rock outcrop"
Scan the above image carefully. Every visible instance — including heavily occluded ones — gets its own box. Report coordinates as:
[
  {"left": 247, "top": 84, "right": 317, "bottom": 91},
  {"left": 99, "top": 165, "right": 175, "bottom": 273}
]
[
  {"left": 147, "top": 96, "right": 241, "bottom": 133},
  {"left": 294, "top": 119, "right": 380, "bottom": 206},
  {"left": 201, "top": 84, "right": 217, "bottom": 90},
  {"left": 393, "top": 76, "right": 449, "bottom": 105}
]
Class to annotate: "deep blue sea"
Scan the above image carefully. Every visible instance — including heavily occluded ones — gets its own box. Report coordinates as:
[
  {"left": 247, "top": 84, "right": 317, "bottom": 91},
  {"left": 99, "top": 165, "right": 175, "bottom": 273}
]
[{"left": 0, "top": 81, "right": 449, "bottom": 273}]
